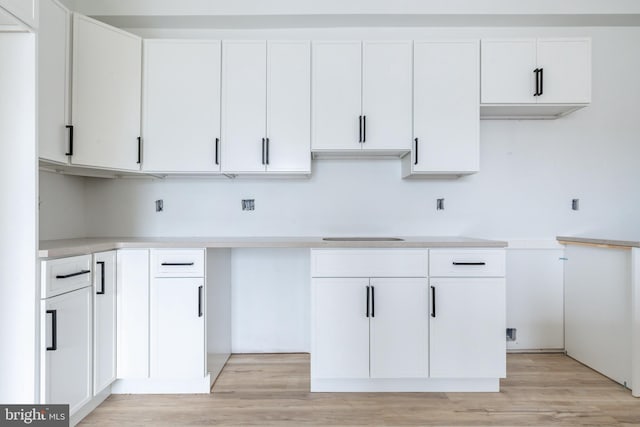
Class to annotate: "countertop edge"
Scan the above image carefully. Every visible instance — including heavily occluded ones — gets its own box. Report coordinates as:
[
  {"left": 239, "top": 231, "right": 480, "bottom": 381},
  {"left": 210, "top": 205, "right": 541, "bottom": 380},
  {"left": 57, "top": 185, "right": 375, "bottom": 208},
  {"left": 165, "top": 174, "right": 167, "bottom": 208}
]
[
  {"left": 556, "top": 236, "right": 640, "bottom": 249},
  {"left": 39, "top": 237, "right": 508, "bottom": 259}
]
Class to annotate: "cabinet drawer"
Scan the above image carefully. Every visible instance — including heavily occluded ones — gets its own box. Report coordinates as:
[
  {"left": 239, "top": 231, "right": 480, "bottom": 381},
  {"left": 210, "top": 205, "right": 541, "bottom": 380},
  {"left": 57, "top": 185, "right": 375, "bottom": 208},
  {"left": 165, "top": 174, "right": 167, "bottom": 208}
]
[
  {"left": 429, "top": 249, "right": 505, "bottom": 277},
  {"left": 41, "top": 255, "right": 92, "bottom": 298},
  {"left": 151, "top": 249, "right": 205, "bottom": 277},
  {"left": 311, "top": 249, "right": 428, "bottom": 278}
]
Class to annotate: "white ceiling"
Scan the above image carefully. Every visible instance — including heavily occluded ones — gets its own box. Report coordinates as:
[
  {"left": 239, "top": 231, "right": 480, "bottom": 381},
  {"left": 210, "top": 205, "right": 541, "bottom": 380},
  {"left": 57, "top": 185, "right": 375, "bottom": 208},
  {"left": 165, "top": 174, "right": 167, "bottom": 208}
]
[{"left": 72, "top": 0, "right": 640, "bottom": 28}]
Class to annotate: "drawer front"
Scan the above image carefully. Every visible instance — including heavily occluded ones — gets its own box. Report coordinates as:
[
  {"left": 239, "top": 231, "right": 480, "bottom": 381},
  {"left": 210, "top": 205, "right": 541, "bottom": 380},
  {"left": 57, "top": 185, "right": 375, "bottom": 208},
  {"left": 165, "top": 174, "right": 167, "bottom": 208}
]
[
  {"left": 429, "top": 249, "right": 505, "bottom": 277},
  {"left": 311, "top": 249, "right": 428, "bottom": 278},
  {"left": 151, "top": 249, "right": 205, "bottom": 278},
  {"left": 41, "top": 255, "right": 92, "bottom": 298}
]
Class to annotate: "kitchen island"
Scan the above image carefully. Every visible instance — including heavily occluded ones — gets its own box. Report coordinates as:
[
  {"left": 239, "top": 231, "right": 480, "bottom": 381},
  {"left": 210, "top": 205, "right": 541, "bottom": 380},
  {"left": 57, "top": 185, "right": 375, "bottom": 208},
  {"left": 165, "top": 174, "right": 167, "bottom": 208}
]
[{"left": 557, "top": 236, "right": 640, "bottom": 397}]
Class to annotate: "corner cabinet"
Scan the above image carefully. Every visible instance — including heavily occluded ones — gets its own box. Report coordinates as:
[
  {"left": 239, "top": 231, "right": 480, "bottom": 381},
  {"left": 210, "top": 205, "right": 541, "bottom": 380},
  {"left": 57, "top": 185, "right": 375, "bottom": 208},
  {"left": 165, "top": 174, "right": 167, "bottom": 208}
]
[
  {"left": 221, "top": 40, "right": 311, "bottom": 175},
  {"left": 402, "top": 40, "right": 480, "bottom": 178},
  {"left": 480, "top": 38, "right": 591, "bottom": 119},
  {"left": 142, "top": 40, "right": 222, "bottom": 173},
  {"left": 310, "top": 248, "right": 506, "bottom": 392},
  {"left": 70, "top": 14, "right": 142, "bottom": 171},
  {"left": 311, "top": 41, "right": 412, "bottom": 157}
]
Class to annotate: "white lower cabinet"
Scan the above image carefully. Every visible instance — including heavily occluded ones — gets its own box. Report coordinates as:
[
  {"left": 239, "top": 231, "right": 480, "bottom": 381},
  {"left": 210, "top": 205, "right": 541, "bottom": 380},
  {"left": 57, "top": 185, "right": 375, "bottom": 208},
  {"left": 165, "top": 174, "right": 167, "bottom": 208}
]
[
  {"left": 429, "top": 278, "right": 506, "bottom": 378},
  {"left": 369, "top": 278, "right": 429, "bottom": 379},
  {"left": 114, "top": 248, "right": 210, "bottom": 393},
  {"left": 151, "top": 277, "right": 205, "bottom": 378},
  {"left": 311, "top": 248, "right": 506, "bottom": 392},
  {"left": 311, "top": 278, "right": 370, "bottom": 379},
  {"left": 93, "top": 251, "right": 117, "bottom": 395},
  {"left": 41, "top": 287, "right": 93, "bottom": 415}
]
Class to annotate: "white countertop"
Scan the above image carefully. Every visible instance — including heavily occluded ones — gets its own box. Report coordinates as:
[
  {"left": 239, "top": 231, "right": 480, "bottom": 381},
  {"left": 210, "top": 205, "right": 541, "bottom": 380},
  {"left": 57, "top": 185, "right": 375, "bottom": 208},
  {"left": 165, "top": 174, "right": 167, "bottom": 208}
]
[
  {"left": 557, "top": 236, "right": 640, "bottom": 248},
  {"left": 39, "top": 236, "right": 508, "bottom": 258}
]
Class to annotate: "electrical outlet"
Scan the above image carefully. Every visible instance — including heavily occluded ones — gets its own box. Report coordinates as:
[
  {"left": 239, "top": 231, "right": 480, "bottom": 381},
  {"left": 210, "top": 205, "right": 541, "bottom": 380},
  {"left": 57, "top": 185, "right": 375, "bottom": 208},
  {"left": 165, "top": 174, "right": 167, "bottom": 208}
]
[
  {"left": 155, "top": 199, "right": 163, "bottom": 212},
  {"left": 242, "top": 199, "right": 255, "bottom": 211},
  {"left": 572, "top": 199, "right": 579, "bottom": 211},
  {"left": 506, "top": 328, "right": 517, "bottom": 342},
  {"left": 436, "top": 198, "right": 445, "bottom": 210}
]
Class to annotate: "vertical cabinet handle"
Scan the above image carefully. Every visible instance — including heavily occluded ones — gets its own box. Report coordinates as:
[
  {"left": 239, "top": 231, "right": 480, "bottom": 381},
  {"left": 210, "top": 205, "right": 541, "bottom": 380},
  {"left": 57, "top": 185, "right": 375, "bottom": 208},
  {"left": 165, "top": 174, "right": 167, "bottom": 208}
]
[
  {"left": 215, "top": 138, "right": 220, "bottom": 165},
  {"left": 261, "top": 138, "right": 266, "bottom": 165},
  {"left": 362, "top": 116, "right": 366, "bottom": 143},
  {"left": 430, "top": 286, "right": 436, "bottom": 318},
  {"left": 533, "top": 68, "right": 540, "bottom": 96},
  {"left": 265, "top": 138, "right": 270, "bottom": 165},
  {"left": 65, "top": 125, "right": 74, "bottom": 156},
  {"left": 137, "top": 137, "right": 142, "bottom": 164},
  {"left": 414, "top": 138, "right": 419, "bottom": 165},
  {"left": 365, "top": 286, "right": 370, "bottom": 318},
  {"left": 96, "top": 261, "right": 105, "bottom": 295},
  {"left": 358, "top": 116, "right": 363, "bottom": 143},
  {"left": 539, "top": 68, "right": 544, "bottom": 96},
  {"left": 198, "top": 285, "right": 203, "bottom": 318},
  {"left": 370, "top": 285, "right": 375, "bottom": 318},
  {"left": 46, "top": 309, "right": 57, "bottom": 351}
]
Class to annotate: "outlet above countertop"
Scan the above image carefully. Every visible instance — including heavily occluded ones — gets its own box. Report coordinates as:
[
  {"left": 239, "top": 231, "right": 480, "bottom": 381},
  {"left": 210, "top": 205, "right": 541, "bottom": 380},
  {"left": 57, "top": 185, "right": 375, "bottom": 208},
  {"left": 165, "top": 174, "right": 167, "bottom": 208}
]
[{"left": 39, "top": 236, "right": 508, "bottom": 258}]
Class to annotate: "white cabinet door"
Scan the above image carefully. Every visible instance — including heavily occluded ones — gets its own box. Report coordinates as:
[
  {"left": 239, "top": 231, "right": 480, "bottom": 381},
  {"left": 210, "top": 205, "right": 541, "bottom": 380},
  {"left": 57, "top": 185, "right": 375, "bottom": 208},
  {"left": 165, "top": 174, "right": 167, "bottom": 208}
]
[
  {"left": 361, "top": 41, "right": 412, "bottom": 152},
  {"left": 429, "top": 278, "right": 506, "bottom": 378},
  {"left": 311, "top": 41, "right": 362, "bottom": 152},
  {"left": 311, "top": 278, "right": 370, "bottom": 379},
  {"left": 142, "top": 40, "right": 221, "bottom": 173},
  {"left": 151, "top": 278, "right": 205, "bottom": 379},
  {"left": 369, "top": 278, "right": 428, "bottom": 378},
  {"left": 93, "top": 251, "right": 117, "bottom": 395},
  {"left": 536, "top": 38, "right": 591, "bottom": 104},
  {"left": 480, "top": 39, "right": 537, "bottom": 104},
  {"left": 41, "top": 287, "right": 92, "bottom": 416},
  {"left": 71, "top": 14, "right": 141, "bottom": 171},
  {"left": 116, "top": 249, "right": 149, "bottom": 379},
  {"left": 38, "top": 0, "right": 70, "bottom": 164},
  {"left": 412, "top": 40, "right": 479, "bottom": 174},
  {"left": 221, "top": 41, "right": 267, "bottom": 173},
  {"left": 265, "top": 41, "right": 310, "bottom": 173}
]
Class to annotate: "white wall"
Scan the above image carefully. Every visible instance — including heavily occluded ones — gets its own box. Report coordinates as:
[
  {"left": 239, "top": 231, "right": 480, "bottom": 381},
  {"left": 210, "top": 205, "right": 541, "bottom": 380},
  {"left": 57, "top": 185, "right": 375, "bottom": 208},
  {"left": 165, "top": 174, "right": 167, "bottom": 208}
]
[{"left": 39, "top": 171, "right": 86, "bottom": 240}]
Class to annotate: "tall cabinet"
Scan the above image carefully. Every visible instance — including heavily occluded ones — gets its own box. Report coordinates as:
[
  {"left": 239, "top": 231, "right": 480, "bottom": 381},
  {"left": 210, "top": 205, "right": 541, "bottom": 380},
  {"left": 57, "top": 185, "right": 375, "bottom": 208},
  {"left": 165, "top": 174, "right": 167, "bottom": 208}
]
[
  {"left": 221, "top": 40, "right": 310, "bottom": 174},
  {"left": 71, "top": 14, "right": 142, "bottom": 171},
  {"left": 142, "top": 40, "right": 222, "bottom": 173}
]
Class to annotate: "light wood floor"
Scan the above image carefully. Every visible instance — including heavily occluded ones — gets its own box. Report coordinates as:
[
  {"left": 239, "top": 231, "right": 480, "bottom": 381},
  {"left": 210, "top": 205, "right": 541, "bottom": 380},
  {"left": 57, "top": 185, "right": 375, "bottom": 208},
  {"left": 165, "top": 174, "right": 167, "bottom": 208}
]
[{"left": 80, "top": 353, "right": 640, "bottom": 426}]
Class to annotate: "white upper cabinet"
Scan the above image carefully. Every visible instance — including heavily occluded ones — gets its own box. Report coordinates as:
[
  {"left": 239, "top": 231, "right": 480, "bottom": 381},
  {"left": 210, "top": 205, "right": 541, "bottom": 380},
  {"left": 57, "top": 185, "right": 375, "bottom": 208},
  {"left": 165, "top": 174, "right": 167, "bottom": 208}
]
[
  {"left": 481, "top": 38, "right": 591, "bottom": 119},
  {"left": 404, "top": 40, "right": 479, "bottom": 178},
  {"left": 71, "top": 14, "right": 142, "bottom": 171},
  {"left": 38, "top": 0, "right": 70, "bottom": 164},
  {"left": 142, "top": 40, "right": 221, "bottom": 173},
  {"left": 312, "top": 40, "right": 412, "bottom": 156},
  {"left": 361, "top": 41, "right": 413, "bottom": 152},
  {"left": 311, "top": 41, "right": 361, "bottom": 153},
  {"left": 266, "top": 41, "right": 311, "bottom": 173},
  {"left": 222, "top": 40, "right": 310, "bottom": 174}
]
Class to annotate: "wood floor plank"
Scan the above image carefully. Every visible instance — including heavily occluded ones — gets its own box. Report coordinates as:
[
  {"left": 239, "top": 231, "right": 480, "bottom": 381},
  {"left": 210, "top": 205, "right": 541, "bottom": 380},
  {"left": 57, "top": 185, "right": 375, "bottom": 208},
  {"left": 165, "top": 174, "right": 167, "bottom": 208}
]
[{"left": 80, "top": 353, "right": 640, "bottom": 426}]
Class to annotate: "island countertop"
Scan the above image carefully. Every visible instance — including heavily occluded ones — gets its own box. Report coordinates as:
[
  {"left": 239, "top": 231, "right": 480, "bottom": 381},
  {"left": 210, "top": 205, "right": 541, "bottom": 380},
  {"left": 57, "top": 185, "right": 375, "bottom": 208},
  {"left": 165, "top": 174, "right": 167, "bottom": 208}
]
[
  {"left": 557, "top": 236, "right": 640, "bottom": 249},
  {"left": 39, "top": 236, "right": 508, "bottom": 258}
]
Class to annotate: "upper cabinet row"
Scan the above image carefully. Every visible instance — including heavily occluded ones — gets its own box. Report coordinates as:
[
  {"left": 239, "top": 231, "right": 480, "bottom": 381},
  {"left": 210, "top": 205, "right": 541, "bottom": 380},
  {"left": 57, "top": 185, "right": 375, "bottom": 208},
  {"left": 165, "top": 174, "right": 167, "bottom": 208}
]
[{"left": 37, "top": 0, "right": 591, "bottom": 177}]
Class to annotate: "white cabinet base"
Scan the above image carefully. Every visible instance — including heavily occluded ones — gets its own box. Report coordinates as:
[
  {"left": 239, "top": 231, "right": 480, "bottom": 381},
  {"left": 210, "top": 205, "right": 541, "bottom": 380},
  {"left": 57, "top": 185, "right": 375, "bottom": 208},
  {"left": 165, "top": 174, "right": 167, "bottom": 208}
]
[
  {"left": 311, "top": 378, "right": 499, "bottom": 393},
  {"left": 111, "top": 374, "right": 211, "bottom": 394}
]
